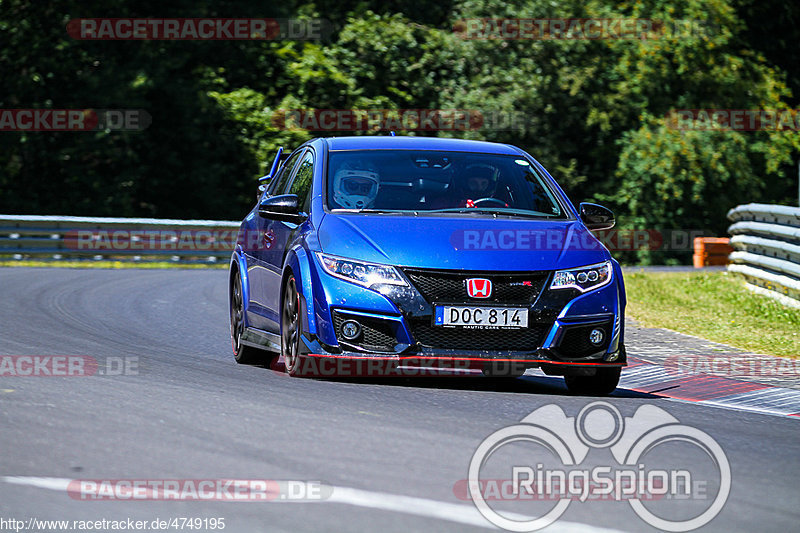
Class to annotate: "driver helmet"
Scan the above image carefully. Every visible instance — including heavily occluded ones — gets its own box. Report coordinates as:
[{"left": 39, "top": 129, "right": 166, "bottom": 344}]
[
  {"left": 333, "top": 161, "right": 380, "bottom": 209},
  {"left": 462, "top": 163, "right": 498, "bottom": 197}
]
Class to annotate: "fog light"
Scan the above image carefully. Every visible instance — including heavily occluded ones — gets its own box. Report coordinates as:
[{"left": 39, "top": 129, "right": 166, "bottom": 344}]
[
  {"left": 589, "top": 328, "right": 604, "bottom": 345},
  {"left": 341, "top": 320, "right": 361, "bottom": 340},
  {"left": 605, "top": 351, "right": 619, "bottom": 362}
]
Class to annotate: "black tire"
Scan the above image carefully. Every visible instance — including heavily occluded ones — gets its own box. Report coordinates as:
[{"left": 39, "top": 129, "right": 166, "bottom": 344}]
[
  {"left": 281, "top": 275, "right": 304, "bottom": 377},
  {"left": 564, "top": 367, "right": 621, "bottom": 396},
  {"left": 230, "top": 269, "right": 267, "bottom": 364}
]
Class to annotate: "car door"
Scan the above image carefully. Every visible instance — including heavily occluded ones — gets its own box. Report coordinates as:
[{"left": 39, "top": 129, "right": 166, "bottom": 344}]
[
  {"left": 261, "top": 148, "right": 316, "bottom": 322},
  {"left": 246, "top": 148, "right": 305, "bottom": 332}
]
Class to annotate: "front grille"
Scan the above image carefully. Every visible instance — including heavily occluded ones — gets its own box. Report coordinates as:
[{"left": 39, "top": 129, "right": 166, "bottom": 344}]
[
  {"left": 333, "top": 312, "right": 398, "bottom": 352},
  {"left": 402, "top": 269, "right": 548, "bottom": 304},
  {"left": 410, "top": 320, "right": 548, "bottom": 351},
  {"left": 556, "top": 322, "right": 612, "bottom": 358}
]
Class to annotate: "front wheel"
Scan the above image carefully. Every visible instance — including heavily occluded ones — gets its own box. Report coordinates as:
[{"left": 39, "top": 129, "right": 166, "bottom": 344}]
[{"left": 564, "top": 367, "right": 621, "bottom": 396}]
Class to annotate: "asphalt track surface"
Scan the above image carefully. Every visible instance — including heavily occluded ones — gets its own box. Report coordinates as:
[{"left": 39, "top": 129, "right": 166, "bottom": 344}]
[{"left": 0, "top": 268, "right": 798, "bottom": 532}]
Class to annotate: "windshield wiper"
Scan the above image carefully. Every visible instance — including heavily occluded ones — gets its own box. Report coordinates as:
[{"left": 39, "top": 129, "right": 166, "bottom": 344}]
[
  {"left": 425, "top": 208, "right": 556, "bottom": 219},
  {"left": 330, "top": 208, "right": 408, "bottom": 214}
]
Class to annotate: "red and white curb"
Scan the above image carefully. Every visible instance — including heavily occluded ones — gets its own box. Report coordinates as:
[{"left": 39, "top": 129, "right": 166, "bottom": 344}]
[{"left": 620, "top": 357, "right": 800, "bottom": 417}]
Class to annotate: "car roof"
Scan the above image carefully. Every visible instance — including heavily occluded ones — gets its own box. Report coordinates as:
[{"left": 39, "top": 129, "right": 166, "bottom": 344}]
[{"left": 324, "top": 136, "right": 523, "bottom": 155}]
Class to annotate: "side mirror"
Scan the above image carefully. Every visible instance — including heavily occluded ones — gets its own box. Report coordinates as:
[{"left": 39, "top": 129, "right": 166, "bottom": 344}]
[
  {"left": 579, "top": 202, "right": 615, "bottom": 231},
  {"left": 258, "top": 194, "right": 307, "bottom": 224}
]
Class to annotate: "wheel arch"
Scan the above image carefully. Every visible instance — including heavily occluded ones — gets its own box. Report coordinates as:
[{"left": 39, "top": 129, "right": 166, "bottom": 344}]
[
  {"left": 229, "top": 247, "right": 251, "bottom": 319},
  {"left": 281, "top": 245, "right": 317, "bottom": 337}
]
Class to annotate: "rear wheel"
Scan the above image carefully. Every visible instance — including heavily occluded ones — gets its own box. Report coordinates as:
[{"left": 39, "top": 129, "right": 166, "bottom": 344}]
[
  {"left": 281, "top": 275, "right": 304, "bottom": 376},
  {"left": 230, "top": 270, "right": 267, "bottom": 364},
  {"left": 564, "top": 367, "right": 621, "bottom": 396}
]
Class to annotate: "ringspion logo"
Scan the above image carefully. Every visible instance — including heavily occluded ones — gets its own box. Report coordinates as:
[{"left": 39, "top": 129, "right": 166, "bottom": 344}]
[{"left": 466, "top": 402, "right": 730, "bottom": 531}]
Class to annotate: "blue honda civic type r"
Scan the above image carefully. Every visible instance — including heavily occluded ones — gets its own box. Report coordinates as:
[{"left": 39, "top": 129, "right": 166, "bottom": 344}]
[{"left": 229, "top": 136, "right": 626, "bottom": 395}]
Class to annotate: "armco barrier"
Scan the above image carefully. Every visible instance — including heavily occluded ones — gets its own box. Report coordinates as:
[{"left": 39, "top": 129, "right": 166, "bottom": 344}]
[
  {"left": 0, "top": 215, "right": 240, "bottom": 262},
  {"left": 727, "top": 203, "right": 800, "bottom": 306}
]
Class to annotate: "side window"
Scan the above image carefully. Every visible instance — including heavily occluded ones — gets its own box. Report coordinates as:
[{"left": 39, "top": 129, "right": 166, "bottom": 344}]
[
  {"left": 286, "top": 151, "right": 315, "bottom": 210},
  {"left": 269, "top": 149, "right": 304, "bottom": 195}
]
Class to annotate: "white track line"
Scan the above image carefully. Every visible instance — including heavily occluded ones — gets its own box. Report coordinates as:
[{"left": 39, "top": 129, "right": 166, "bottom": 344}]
[
  {"left": 1, "top": 476, "right": 625, "bottom": 533},
  {"left": 2, "top": 476, "right": 71, "bottom": 491}
]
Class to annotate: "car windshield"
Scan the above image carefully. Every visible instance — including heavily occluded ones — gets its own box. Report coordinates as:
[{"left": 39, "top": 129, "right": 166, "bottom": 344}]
[{"left": 326, "top": 150, "right": 568, "bottom": 218}]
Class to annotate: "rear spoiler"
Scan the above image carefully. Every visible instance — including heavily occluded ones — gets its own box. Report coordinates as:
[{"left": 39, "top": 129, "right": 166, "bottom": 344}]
[{"left": 259, "top": 147, "right": 283, "bottom": 182}]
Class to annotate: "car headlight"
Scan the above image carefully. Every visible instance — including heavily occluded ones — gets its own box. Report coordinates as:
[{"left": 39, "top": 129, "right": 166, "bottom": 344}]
[
  {"left": 550, "top": 261, "right": 613, "bottom": 293},
  {"left": 316, "top": 252, "right": 408, "bottom": 289}
]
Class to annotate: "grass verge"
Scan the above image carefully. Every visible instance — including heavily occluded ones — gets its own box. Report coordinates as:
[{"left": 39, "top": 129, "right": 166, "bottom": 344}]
[{"left": 624, "top": 270, "right": 800, "bottom": 358}]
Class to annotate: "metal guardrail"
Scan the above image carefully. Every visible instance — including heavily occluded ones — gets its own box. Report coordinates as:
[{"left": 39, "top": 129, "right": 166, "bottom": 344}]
[
  {"left": 727, "top": 203, "right": 800, "bottom": 305},
  {"left": 0, "top": 215, "right": 240, "bottom": 262}
]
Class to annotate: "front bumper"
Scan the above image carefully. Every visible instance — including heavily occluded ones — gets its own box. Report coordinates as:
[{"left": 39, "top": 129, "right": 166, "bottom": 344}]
[
  {"left": 304, "top": 260, "right": 626, "bottom": 372},
  {"left": 289, "top": 342, "right": 625, "bottom": 379}
]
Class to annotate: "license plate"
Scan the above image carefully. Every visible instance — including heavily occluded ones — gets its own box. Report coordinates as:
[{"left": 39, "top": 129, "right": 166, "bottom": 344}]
[{"left": 434, "top": 306, "right": 528, "bottom": 329}]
